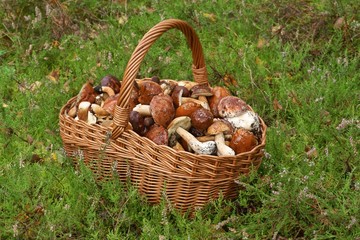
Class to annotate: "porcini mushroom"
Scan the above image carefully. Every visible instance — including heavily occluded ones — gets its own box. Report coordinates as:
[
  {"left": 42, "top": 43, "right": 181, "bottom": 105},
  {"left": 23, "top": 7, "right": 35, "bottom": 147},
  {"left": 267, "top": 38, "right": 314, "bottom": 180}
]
[
  {"left": 133, "top": 93, "right": 175, "bottom": 128},
  {"left": 176, "top": 127, "right": 216, "bottom": 155},
  {"left": 100, "top": 75, "right": 121, "bottom": 94},
  {"left": 189, "top": 107, "right": 214, "bottom": 132},
  {"left": 171, "top": 85, "right": 190, "bottom": 107},
  {"left": 167, "top": 116, "right": 192, "bottom": 147},
  {"left": 145, "top": 124, "right": 169, "bottom": 145},
  {"left": 207, "top": 120, "right": 235, "bottom": 156},
  {"left": 208, "top": 86, "right": 231, "bottom": 117},
  {"left": 138, "top": 80, "right": 163, "bottom": 104},
  {"left": 229, "top": 128, "right": 258, "bottom": 154},
  {"left": 225, "top": 110, "right": 261, "bottom": 133},
  {"left": 76, "top": 101, "right": 97, "bottom": 124}
]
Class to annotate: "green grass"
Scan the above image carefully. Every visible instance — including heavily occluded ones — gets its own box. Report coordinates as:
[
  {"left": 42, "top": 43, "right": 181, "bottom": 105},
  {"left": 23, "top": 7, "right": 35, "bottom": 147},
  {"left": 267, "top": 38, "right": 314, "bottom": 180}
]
[{"left": 1, "top": 0, "right": 359, "bottom": 239}]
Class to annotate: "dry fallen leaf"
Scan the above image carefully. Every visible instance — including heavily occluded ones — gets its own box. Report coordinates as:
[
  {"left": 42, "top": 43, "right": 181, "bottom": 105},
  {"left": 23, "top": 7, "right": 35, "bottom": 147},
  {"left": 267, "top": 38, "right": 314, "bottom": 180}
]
[
  {"left": 273, "top": 98, "right": 283, "bottom": 111},
  {"left": 222, "top": 74, "right": 239, "bottom": 87},
  {"left": 257, "top": 37, "right": 268, "bottom": 49},
  {"left": 47, "top": 69, "right": 60, "bottom": 83}
]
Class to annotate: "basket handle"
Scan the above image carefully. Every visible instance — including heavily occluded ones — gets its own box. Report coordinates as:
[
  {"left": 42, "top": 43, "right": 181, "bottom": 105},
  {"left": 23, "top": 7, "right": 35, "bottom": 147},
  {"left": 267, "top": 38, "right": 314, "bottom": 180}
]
[{"left": 111, "top": 19, "right": 208, "bottom": 139}]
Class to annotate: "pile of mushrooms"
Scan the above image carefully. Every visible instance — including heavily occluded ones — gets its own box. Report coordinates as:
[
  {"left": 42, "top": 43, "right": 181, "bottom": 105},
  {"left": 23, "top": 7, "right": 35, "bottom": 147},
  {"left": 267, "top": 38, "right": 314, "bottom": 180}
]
[{"left": 66, "top": 75, "right": 262, "bottom": 156}]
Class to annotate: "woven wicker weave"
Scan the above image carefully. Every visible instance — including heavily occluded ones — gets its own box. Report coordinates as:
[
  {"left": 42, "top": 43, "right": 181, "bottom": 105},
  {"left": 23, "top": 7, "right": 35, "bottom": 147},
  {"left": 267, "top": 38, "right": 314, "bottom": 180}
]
[{"left": 59, "top": 19, "right": 267, "bottom": 212}]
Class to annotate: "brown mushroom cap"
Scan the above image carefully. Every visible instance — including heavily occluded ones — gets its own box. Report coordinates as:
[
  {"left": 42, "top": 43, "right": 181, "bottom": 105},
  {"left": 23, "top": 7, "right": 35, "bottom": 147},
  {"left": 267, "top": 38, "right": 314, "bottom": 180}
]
[
  {"left": 190, "top": 83, "right": 213, "bottom": 98},
  {"left": 100, "top": 75, "right": 121, "bottom": 94},
  {"left": 76, "top": 82, "right": 97, "bottom": 106},
  {"left": 138, "top": 80, "right": 163, "bottom": 104},
  {"left": 229, "top": 128, "right": 258, "bottom": 154},
  {"left": 175, "top": 101, "right": 202, "bottom": 118},
  {"left": 145, "top": 124, "right": 169, "bottom": 145},
  {"left": 217, "top": 96, "right": 249, "bottom": 118},
  {"left": 149, "top": 93, "right": 175, "bottom": 128},
  {"left": 207, "top": 119, "right": 234, "bottom": 136},
  {"left": 102, "top": 93, "right": 120, "bottom": 116},
  {"left": 190, "top": 107, "right": 214, "bottom": 131},
  {"left": 208, "top": 86, "right": 231, "bottom": 117}
]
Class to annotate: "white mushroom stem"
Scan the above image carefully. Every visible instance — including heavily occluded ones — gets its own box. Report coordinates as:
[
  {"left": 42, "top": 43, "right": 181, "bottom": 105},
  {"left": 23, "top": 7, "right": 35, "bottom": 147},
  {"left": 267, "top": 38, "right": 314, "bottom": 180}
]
[
  {"left": 226, "top": 110, "right": 260, "bottom": 131},
  {"left": 101, "top": 86, "right": 115, "bottom": 97},
  {"left": 87, "top": 111, "right": 97, "bottom": 124},
  {"left": 176, "top": 127, "right": 216, "bottom": 155},
  {"left": 198, "top": 95, "right": 210, "bottom": 110},
  {"left": 215, "top": 133, "right": 235, "bottom": 156},
  {"left": 132, "top": 104, "right": 151, "bottom": 116},
  {"left": 91, "top": 104, "right": 110, "bottom": 117}
]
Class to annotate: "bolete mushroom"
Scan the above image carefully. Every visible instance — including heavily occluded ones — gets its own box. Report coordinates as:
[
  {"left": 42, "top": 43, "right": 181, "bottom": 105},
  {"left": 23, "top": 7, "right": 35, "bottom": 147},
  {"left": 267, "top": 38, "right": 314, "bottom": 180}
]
[
  {"left": 176, "top": 127, "right": 216, "bottom": 155},
  {"left": 171, "top": 85, "right": 190, "bottom": 107},
  {"left": 189, "top": 107, "right": 214, "bottom": 132},
  {"left": 133, "top": 93, "right": 175, "bottom": 128},
  {"left": 76, "top": 101, "right": 97, "bottom": 124},
  {"left": 207, "top": 120, "right": 235, "bottom": 156},
  {"left": 167, "top": 116, "right": 192, "bottom": 147},
  {"left": 145, "top": 124, "right": 169, "bottom": 145},
  {"left": 208, "top": 86, "right": 231, "bottom": 117},
  {"left": 229, "top": 128, "right": 258, "bottom": 154},
  {"left": 138, "top": 80, "right": 163, "bottom": 104},
  {"left": 100, "top": 75, "right": 121, "bottom": 94}
]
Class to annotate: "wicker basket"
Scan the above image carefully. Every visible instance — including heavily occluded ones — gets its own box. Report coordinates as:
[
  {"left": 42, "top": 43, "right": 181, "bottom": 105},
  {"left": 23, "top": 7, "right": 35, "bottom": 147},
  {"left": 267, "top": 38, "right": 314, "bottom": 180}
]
[{"left": 59, "top": 19, "right": 267, "bottom": 212}]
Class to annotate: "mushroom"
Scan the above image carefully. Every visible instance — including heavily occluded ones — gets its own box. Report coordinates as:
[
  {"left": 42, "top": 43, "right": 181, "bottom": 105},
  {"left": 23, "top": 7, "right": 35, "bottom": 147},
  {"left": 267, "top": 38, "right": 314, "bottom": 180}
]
[
  {"left": 145, "top": 124, "right": 169, "bottom": 145},
  {"left": 129, "top": 110, "right": 147, "bottom": 136},
  {"left": 167, "top": 116, "right": 192, "bottom": 147},
  {"left": 76, "top": 81, "right": 97, "bottom": 105},
  {"left": 175, "top": 101, "right": 202, "bottom": 118},
  {"left": 138, "top": 80, "right": 163, "bottom": 104},
  {"left": 76, "top": 101, "right": 97, "bottom": 124},
  {"left": 171, "top": 85, "right": 190, "bottom": 107},
  {"left": 101, "top": 93, "right": 120, "bottom": 116},
  {"left": 176, "top": 127, "right": 216, "bottom": 155},
  {"left": 189, "top": 107, "right": 214, "bottom": 132},
  {"left": 229, "top": 128, "right": 258, "bottom": 154},
  {"left": 208, "top": 86, "right": 231, "bottom": 117},
  {"left": 94, "top": 85, "right": 115, "bottom": 100},
  {"left": 91, "top": 103, "right": 110, "bottom": 118},
  {"left": 159, "top": 79, "right": 178, "bottom": 95},
  {"left": 225, "top": 110, "right": 261, "bottom": 134},
  {"left": 207, "top": 120, "right": 235, "bottom": 156},
  {"left": 100, "top": 75, "right": 121, "bottom": 94},
  {"left": 133, "top": 93, "right": 175, "bottom": 128},
  {"left": 217, "top": 96, "right": 249, "bottom": 118},
  {"left": 190, "top": 83, "right": 213, "bottom": 98}
]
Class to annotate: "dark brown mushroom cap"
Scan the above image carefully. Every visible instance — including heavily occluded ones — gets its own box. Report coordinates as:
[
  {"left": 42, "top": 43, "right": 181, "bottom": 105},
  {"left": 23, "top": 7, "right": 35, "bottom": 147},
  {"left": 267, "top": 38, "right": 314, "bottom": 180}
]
[
  {"left": 145, "top": 124, "right": 169, "bottom": 145},
  {"left": 190, "top": 83, "right": 213, "bottom": 98},
  {"left": 100, "top": 75, "right": 121, "bottom": 94},
  {"left": 190, "top": 107, "right": 214, "bottom": 131},
  {"left": 217, "top": 96, "right": 249, "bottom": 118},
  {"left": 208, "top": 86, "right": 231, "bottom": 117},
  {"left": 138, "top": 80, "right": 163, "bottom": 104},
  {"left": 229, "top": 128, "right": 258, "bottom": 154},
  {"left": 129, "top": 110, "right": 147, "bottom": 136},
  {"left": 171, "top": 85, "right": 190, "bottom": 107},
  {"left": 149, "top": 93, "right": 175, "bottom": 128}
]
